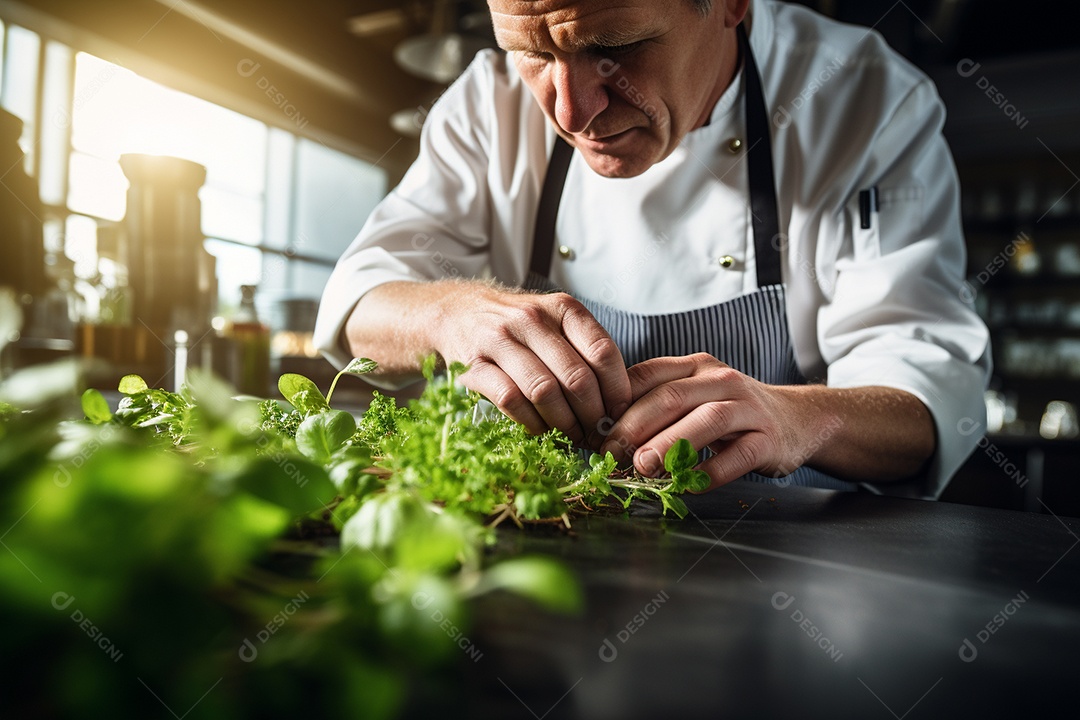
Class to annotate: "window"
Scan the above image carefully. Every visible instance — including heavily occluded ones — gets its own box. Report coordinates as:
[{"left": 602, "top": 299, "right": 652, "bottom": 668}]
[
  {"left": 0, "top": 23, "right": 40, "bottom": 174},
  {"left": 0, "top": 18, "right": 386, "bottom": 322}
]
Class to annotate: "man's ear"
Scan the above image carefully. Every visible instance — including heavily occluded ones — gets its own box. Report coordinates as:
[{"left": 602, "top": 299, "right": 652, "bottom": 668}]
[{"left": 724, "top": 0, "right": 751, "bottom": 28}]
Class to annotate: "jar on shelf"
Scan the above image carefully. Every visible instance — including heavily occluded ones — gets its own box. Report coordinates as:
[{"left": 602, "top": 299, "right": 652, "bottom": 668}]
[
  {"left": 217, "top": 285, "right": 271, "bottom": 396},
  {"left": 271, "top": 298, "right": 320, "bottom": 359},
  {"left": 1009, "top": 231, "right": 1041, "bottom": 275}
]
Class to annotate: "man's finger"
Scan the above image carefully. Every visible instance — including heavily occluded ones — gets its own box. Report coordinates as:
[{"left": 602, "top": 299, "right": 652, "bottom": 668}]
[
  {"left": 697, "top": 433, "right": 773, "bottom": 490},
  {"left": 460, "top": 359, "right": 549, "bottom": 436},
  {"left": 487, "top": 340, "right": 586, "bottom": 444},
  {"left": 559, "top": 299, "right": 632, "bottom": 423},
  {"left": 509, "top": 294, "right": 630, "bottom": 449},
  {"left": 626, "top": 353, "right": 730, "bottom": 402},
  {"left": 603, "top": 375, "right": 715, "bottom": 460},
  {"left": 629, "top": 400, "right": 758, "bottom": 476},
  {"left": 523, "top": 323, "right": 609, "bottom": 448}
]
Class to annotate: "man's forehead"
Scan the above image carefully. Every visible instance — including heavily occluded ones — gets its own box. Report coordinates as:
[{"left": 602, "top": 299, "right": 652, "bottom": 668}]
[
  {"left": 488, "top": 0, "right": 627, "bottom": 16},
  {"left": 488, "top": 0, "right": 659, "bottom": 49}
]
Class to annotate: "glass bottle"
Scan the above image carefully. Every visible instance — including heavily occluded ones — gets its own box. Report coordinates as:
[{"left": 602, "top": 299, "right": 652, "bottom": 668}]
[
  {"left": 225, "top": 285, "right": 270, "bottom": 396},
  {"left": 96, "top": 225, "right": 133, "bottom": 327},
  {"left": 34, "top": 252, "right": 79, "bottom": 347}
]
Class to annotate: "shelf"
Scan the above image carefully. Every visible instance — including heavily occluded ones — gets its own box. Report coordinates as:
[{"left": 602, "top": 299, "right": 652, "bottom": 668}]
[
  {"left": 983, "top": 432, "right": 1080, "bottom": 448},
  {"left": 990, "top": 325, "right": 1080, "bottom": 336},
  {"left": 976, "top": 273, "right": 1080, "bottom": 290},
  {"left": 963, "top": 215, "right": 1080, "bottom": 236},
  {"left": 990, "top": 374, "right": 1080, "bottom": 385}
]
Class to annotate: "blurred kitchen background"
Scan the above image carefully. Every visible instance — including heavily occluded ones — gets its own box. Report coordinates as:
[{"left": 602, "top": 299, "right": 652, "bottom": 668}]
[{"left": 1, "top": 0, "right": 1077, "bottom": 512}]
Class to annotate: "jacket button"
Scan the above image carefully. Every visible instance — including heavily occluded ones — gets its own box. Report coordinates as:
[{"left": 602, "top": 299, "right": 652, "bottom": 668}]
[
  {"left": 727, "top": 138, "right": 743, "bottom": 153},
  {"left": 718, "top": 255, "right": 736, "bottom": 269},
  {"left": 558, "top": 245, "right": 574, "bottom": 260}
]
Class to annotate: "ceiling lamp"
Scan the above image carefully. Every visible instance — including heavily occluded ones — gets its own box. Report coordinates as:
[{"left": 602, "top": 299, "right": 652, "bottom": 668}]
[
  {"left": 393, "top": 0, "right": 491, "bottom": 84},
  {"left": 394, "top": 33, "right": 490, "bottom": 84},
  {"left": 390, "top": 108, "right": 424, "bottom": 138}
]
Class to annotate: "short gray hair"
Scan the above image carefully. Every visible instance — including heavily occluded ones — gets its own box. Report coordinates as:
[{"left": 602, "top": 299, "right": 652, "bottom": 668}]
[{"left": 690, "top": 0, "right": 712, "bottom": 14}]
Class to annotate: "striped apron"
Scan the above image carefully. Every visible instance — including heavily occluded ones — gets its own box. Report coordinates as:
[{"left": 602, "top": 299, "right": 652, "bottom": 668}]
[{"left": 525, "top": 26, "right": 853, "bottom": 490}]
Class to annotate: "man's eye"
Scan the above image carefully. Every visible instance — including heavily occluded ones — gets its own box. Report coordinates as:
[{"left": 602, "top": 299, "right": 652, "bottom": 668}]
[
  {"left": 522, "top": 51, "right": 551, "bottom": 61},
  {"left": 603, "top": 41, "right": 644, "bottom": 57}
]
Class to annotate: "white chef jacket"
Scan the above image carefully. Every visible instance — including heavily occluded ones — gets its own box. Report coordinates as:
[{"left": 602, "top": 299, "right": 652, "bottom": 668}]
[{"left": 315, "top": 0, "right": 992, "bottom": 499}]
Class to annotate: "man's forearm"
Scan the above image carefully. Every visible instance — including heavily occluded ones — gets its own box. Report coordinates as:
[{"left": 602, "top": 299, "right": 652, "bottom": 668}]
[
  {"left": 773, "top": 384, "right": 936, "bottom": 483},
  {"left": 343, "top": 280, "right": 454, "bottom": 381}
]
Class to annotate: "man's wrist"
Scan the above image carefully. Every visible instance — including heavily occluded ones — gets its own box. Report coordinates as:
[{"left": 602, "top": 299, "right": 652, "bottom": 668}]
[{"left": 768, "top": 383, "right": 935, "bottom": 482}]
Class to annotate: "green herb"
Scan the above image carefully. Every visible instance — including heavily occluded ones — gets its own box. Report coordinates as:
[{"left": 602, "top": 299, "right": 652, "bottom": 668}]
[
  {"left": 326, "top": 357, "right": 379, "bottom": 405},
  {"left": 0, "top": 352, "right": 703, "bottom": 718},
  {"left": 360, "top": 359, "right": 702, "bottom": 524},
  {"left": 80, "top": 388, "right": 112, "bottom": 425}
]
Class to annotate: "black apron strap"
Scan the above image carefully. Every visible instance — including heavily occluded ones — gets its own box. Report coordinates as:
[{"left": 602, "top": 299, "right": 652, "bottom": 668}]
[
  {"left": 530, "top": 22, "right": 783, "bottom": 289},
  {"left": 529, "top": 134, "right": 574, "bottom": 279},
  {"left": 738, "top": 23, "right": 783, "bottom": 288}
]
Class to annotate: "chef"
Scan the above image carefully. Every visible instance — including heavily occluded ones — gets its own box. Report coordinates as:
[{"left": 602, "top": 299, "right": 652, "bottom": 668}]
[{"left": 314, "top": 0, "right": 991, "bottom": 498}]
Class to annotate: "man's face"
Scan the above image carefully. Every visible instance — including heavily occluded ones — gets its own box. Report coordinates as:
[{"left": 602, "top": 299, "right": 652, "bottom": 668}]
[{"left": 489, "top": 0, "right": 743, "bottom": 178}]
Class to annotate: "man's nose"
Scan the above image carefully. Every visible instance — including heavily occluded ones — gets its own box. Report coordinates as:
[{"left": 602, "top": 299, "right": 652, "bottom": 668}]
[{"left": 552, "top": 56, "right": 610, "bottom": 134}]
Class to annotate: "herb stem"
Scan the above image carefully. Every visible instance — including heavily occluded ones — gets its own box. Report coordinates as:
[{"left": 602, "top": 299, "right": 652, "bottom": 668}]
[
  {"left": 487, "top": 505, "right": 512, "bottom": 529},
  {"left": 439, "top": 413, "right": 452, "bottom": 460},
  {"left": 610, "top": 479, "right": 670, "bottom": 492},
  {"left": 325, "top": 370, "right": 346, "bottom": 406}
]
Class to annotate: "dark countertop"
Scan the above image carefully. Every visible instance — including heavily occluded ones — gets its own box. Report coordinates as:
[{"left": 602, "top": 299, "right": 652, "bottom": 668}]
[{"left": 461, "top": 481, "right": 1080, "bottom": 720}]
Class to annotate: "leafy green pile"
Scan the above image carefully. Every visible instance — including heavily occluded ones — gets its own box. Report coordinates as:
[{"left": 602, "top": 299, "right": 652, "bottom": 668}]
[
  {"left": 262, "top": 356, "right": 709, "bottom": 529},
  {"left": 0, "top": 301, "right": 704, "bottom": 719}
]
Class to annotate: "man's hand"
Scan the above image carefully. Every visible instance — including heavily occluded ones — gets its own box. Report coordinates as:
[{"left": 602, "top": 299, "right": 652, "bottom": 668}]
[
  {"left": 346, "top": 280, "right": 632, "bottom": 449},
  {"left": 599, "top": 353, "right": 935, "bottom": 488}
]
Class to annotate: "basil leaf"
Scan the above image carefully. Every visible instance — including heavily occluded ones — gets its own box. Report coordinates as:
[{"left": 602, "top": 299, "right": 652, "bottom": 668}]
[
  {"left": 342, "top": 492, "right": 422, "bottom": 552},
  {"left": 664, "top": 438, "right": 698, "bottom": 474},
  {"left": 81, "top": 389, "right": 112, "bottom": 424},
  {"left": 295, "top": 409, "right": 356, "bottom": 463},
  {"left": 184, "top": 368, "right": 238, "bottom": 421},
  {"left": 660, "top": 493, "right": 689, "bottom": 520},
  {"left": 234, "top": 456, "right": 336, "bottom": 514},
  {"left": 477, "top": 556, "right": 583, "bottom": 614},
  {"left": 278, "top": 373, "right": 329, "bottom": 414},
  {"left": 343, "top": 358, "right": 378, "bottom": 375},
  {"left": 683, "top": 469, "right": 711, "bottom": 493},
  {"left": 118, "top": 374, "right": 148, "bottom": 394},
  {"left": 0, "top": 360, "right": 81, "bottom": 408}
]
